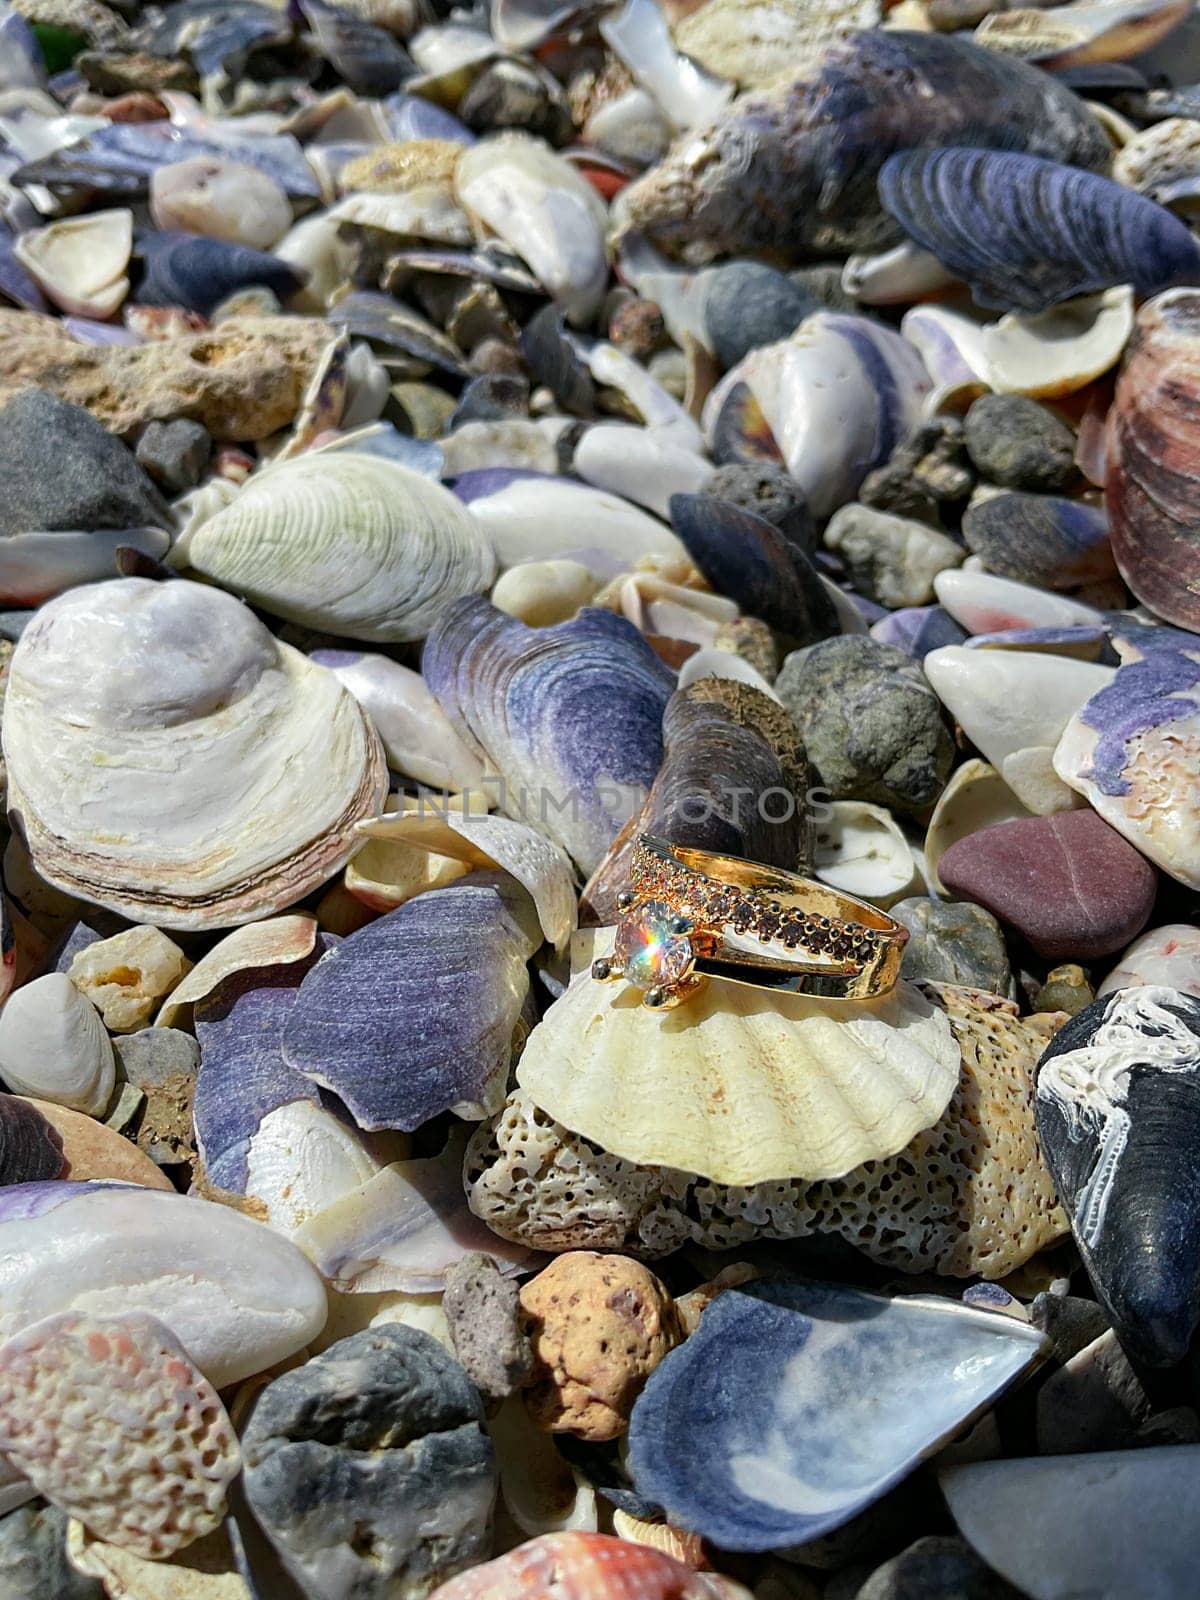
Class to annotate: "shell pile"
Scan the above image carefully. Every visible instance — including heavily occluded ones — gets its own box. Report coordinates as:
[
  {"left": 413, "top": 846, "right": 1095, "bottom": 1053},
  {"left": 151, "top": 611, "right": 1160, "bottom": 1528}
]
[{"left": 2, "top": 0, "right": 1200, "bottom": 1595}]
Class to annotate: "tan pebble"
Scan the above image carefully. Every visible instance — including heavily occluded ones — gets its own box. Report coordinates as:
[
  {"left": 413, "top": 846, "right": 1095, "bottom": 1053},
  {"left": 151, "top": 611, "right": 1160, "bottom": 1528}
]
[
  {"left": 70, "top": 926, "right": 192, "bottom": 1032},
  {"left": 31, "top": 1097, "right": 175, "bottom": 1189},
  {"left": 518, "top": 1251, "right": 682, "bottom": 1440},
  {"left": 492, "top": 560, "right": 601, "bottom": 627}
]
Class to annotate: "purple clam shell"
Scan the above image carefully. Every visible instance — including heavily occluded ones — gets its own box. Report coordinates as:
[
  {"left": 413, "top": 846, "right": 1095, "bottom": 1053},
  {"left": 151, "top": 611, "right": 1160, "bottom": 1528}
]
[
  {"left": 0, "top": 1095, "right": 65, "bottom": 1186},
  {"left": 879, "top": 148, "right": 1200, "bottom": 313},
  {"left": 0, "top": 1179, "right": 131, "bottom": 1223},
  {"left": 870, "top": 604, "right": 967, "bottom": 659},
  {"left": 281, "top": 871, "right": 539, "bottom": 1132},
  {"left": 422, "top": 598, "right": 673, "bottom": 875},
  {"left": 384, "top": 92, "right": 476, "bottom": 146},
  {"left": 1073, "top": 646, "right": 1200, "bottom": 799}
]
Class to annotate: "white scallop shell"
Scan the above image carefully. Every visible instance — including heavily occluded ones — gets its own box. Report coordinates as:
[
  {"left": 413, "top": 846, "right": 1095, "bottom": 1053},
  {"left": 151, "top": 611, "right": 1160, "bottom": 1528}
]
[
  {"left": 2, "top": 579, "right": 387, "bottom": 930},
  {"left": 0, "top": 972, "right": 115, "bottom": 1116},
  {"left": 924, "top": 759, "right": 1033, "bottom": 895},
  {"left": 814, "top": 801, "right": 924, "bottom": 907},
  {"left": 516, "top": 937, "right": 960, "bottom": 1185},
  {"left": 455, "top": 134, "right": 610, "bottom": 324},
  {"left": 13, "top": 208, "right": 132, "bottom": 319},
  {"left": 178, "top": 453, "right": 496, "bottom": 643}
]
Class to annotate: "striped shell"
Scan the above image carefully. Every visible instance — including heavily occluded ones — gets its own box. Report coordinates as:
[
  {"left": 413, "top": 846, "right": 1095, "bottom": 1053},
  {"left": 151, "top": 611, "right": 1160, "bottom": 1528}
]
[{"left": 428, "top": 1532, "right": 752, "bottom": 1599}]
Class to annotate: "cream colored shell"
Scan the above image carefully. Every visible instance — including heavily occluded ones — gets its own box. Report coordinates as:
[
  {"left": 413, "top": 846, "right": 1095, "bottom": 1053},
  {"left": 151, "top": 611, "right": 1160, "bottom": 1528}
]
[
  {"left": 3, "top": 579, "right": 387, "bottom": 931},
  {"left": 515, "top": 940, "right": 960, "bottom": 1185},
  {"left": 178, "top": 453, "right": 495, "bottom": 644},
  {"left": 13, "top": 208, "right": 132, "bottom": 319}
]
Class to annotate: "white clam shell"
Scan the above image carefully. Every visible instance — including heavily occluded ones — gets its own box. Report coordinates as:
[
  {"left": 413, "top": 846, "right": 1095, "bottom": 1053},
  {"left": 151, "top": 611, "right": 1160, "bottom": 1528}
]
[
  {"left": 934, "top": 568, "right": 1104, "bottom": 633},
  {"left": 924, "top": 759, "right": 1032, "bottom": 895},
  {"left": 615, "top": 571, "right": 737, "bottom": 648},
  {"left": 0, "top": 526, "right": 170, "bottom": 610},
  {"left": 814, "top": 801, "right": 924, "bottom": 907},
  {"left": 243, "top": 1099, "right": 387, "bottom": 1236},
  {"left": 274, "top": 211, "right": 356, "bottom": 312},
  {"left": 150, "top": 157, "right": 292, "bottom": 251},
  {"left": 455, "top": 134, "right": 609, "bottom": 324},
  {"left": 462, "top": 476, "right": 684, "bottom": 577},
  {"left": 179, "top": 454, "right": 495, "bottom": 643},
  {"left": 924, "top": 645, "right": 1113, "bottom": 815},
  {"left": 843, "top": 241, "right": 959, "bottom": 305},
  {"left": 980, "top": 286, "right": 1135, "bottom": 399},
  {"left": 601, "top": 0, "right": 733, "bottom": 130},
  {"left": 0, "top": 972, "right": 115, "bottom": 1117},
  {"left": 516, "top": 943, "right": 960, "bottom": 1185},
  {"left": 0, "top": 1184, "right": 327, "bottom": 1388},
  {"left": 2, "top": 580, "right": 387, "bottom": 930},
  {"left": 13, "top": 208, "right": 132, "bottom": 319},
  {"left": 677, "top": 648, "right": 781, "bottom": 700},
  {"left": 491, "top": 1395, "right": 598, "bottom": 1536},
  {"left": 573, "top": 424, "right": 714, "bottom": 519}
]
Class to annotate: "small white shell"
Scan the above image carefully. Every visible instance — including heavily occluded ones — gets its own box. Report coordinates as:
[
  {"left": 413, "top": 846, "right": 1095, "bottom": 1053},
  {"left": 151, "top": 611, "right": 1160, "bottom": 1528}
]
[
  {"left": 492, "top": 560, "right": 603, "bottom": 626},
  {"left": 814, "top": 801, "right": 923, "bottom": 907},
  {"left": 243, "top": 1099, "right": 388, "bottom": 1236},
  {"left": 13, "top": 208, "right": 132, "bottom": 319},
  {"left": 573, "top": 424, "right": 714, "bottom": 519},
  {"left": 328, "top": 187, "right": 474, "bottom": 246},
  {"left": 980, "top": 286, "right": 1135, "bottom": 399},
  {"left": 455, "top": 134, "right": 610, "bottom": 324},
  {"left": 925, "top": 759, "right": 1033, "bottom": 895},
  {"left": 677, "top": 648, "right": 781, "bottom": 700},
  {"left": 150, "top": 157, "right": 292, "bottom": 251},
  {"left": 462, "top": 475, "right": 684, "bottom": 577},
  {"left": 441, "top": 419, "right": 568, "bottom": 477},
  {"left": 179, "top": 453, "right": 496, "bottom": 643},
  {"left": 517, "top": 940, "right": 960, "bottom": 1185},
  {"left": 491, "top": 1395, "right": 599, "bottom": 1537},
  {"left": 843, "top": 241, "right": 959, "bottom": 305},
  {"left": 934, "top": 568, "right": 1104, "bottom": 634},
  {"left": 345, "top": 833, "right": 471, "bottom": 912},
  {"left": 602, "top": 0, "right": 733, "bottom": 129},
  {"left": 0, "top": 973, "right": 115, "bottom": 1117}
]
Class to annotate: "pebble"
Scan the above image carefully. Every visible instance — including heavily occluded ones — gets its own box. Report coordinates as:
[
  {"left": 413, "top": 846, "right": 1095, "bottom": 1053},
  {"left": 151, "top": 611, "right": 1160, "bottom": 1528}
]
[
  {"left": 1098, "top": 923, "right": 1200, "bottom": 997},
  {"left": 963, "top": 395, "right": 1079, "bottom": 492},
  {"left": 0, "top": 389, "right": 167, "bottom": 537},
  {"left": 114, "top": 1026, "right": 200, "bottom": 1166},
  {"left": 68, "top": 926, "right": 191, "bottom": 1032},
  {"left": 858, "top": 416, "right": 974, "bottom": 521},
  {"left": 855, "top": 1536, "right": 1021, "bottom": 1600},
  {"left": 703, "top": 461, "right": 816, "bottom": 553},
  {"left": 776, "top": 636, "right": 954, "bottom": 816},
  {"left": 1031, "top": 963, "right": 1095, "bottom": 1015},
  {"left": 938, "top": 810, "right": 1157, "bottom": 960},
  {"left": 703, "top": 262, "right": 818, "bottom": 370},
  {"left": 0, "top": 1503, "right": 102, "bottom": 1600},
  {"left": 241, "top": 1325, "right": 496, "bottom": 1600},
  {"left": 824, "top": 503, "right": 964, "bottom": 609},
  {"left": 893, "top": 896, "right": 1015, "bottom": 998},
  {"left": 1029, "top": 1292, "right": 1111, "bottom": 1366},
  {"left": 442, "top": 1252, "right": 533, "bottom": 1406},
  {"left": 1035, "top": 1328, "right": 1198, "bottom": 1454},
  {"left": 134, "top": 419, "right": 213, "bottom": 493}
]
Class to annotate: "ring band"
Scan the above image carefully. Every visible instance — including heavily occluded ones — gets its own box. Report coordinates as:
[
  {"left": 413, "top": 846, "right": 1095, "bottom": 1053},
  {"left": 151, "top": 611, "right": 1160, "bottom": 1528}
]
[{"left": 591, "top": 834, "right": 909, "bottom": 1009}]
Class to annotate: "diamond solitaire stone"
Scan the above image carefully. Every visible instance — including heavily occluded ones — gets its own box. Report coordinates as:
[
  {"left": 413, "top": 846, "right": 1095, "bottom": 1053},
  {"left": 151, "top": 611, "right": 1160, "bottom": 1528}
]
[{"left": 614, "top": 900, "right": 693, "bottom": 993}]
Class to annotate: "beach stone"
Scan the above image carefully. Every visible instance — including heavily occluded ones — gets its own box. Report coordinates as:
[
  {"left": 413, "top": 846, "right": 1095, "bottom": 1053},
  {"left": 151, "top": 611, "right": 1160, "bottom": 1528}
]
[
  {"left": 824, "top": 504, "right": 963, "bottom": 608},
  {"left": 703, "top": 262, "right": 818, "bottom": 369},
  {"left": 442, "top": 1253, "right": 533, "bottom": 1407},
  {"left": 855, "top": 1535, "right": 1019, "bottom": 1600},
  {"left": 859, "top": 416, "right": 974, "bottom": 521},
  {"left": 76, "top": 48, "right": 199, "bottom": 96},
  {"left": 938, "top": 810, "right": 1158, "bottom": 960},
  {"left": 963, "top": 395, "right": 1078, "bottom": 492},
  {"left": 1029, "top": 1293, "right": 1110, "bottom": 1365},
  {"left": 241, "top": 1325, "right": 495, "bottom": 1600},
  {"left": 1032, "top": 964, "right": 1095, "bottom": 1016},
  {"left": 28, "top": 1099, "right": 175, "bottom": 1189},
  {"left": 1036, "top": 1328, "right": 1199, "bottom": 1455},
  {"left": 518, "top": 1253, "right": 682, "bottom": 1441},
  {"left": 0, "top": 311, "right": 335, "bottom": 442},
  {"left": 0, "top": 1502, "right": 102, "bottom": 1600},
  {"left": 893, "top": 897, "right": 1015, "bottom": 998},
  {"left": 776, "top": 636, "right": 954, "bottom": 816},
  {"left": 608, "top": 297, "right": 667, "bottom": 361},
  {"left": 135, "top": 419, "right": 212, "bottom": 493},
  {"left": 68, "top": 927, "right": 191, "bottom": 1033},
  {"left": 0, "top": 391, "right": 168, "bottom": 538},
  {"left": 113, "top": 1028, "right": 199, "bottom": 1167},
  {"left": 703, "top": 462, "right": 815, "bottom": 553}
]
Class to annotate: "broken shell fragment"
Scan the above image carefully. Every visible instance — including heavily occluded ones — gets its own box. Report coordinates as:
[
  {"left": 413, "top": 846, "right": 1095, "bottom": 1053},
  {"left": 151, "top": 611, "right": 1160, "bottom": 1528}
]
[
  {"left": 156, "top": 915, "right": 318, "bottom": 1032},
  {"left": 150, "top": 157, "right": 292, "bottom": 251},
  {"left": 12, "top": 208, "right": 132, "bottom": 319},
  {"left": 980, "top": 286, "right": 1135, "bottom": 399}
]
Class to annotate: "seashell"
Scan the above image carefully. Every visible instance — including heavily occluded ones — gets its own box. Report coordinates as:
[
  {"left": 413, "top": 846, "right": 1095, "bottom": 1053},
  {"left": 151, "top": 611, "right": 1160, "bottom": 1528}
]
[
  {"left": 0, "top": 1092, "right": 65, "bottom": 1185},
  {"left": 702, "top": 314, "right": 930, "bottom": 519},
  {"left": 451, "top": 470, "right": 684, "bottom": 577},
  {"left": 66, "top": 1521, "right": 252, "bottom": 1600},
  {"left": 878, "top": 147, "right": 1200, "bottom": 314},
  {"left": 574, "top": 427, "right": 712, "bottom": 522},
  {"left": 962, "top": 493, "right": 1116, "bottom": 590},
  {"left": 455, "top": 134, "right": 609, "bottom": 324},
  {"left": 676, "top": 647, "right": 781, "bottom": 698},
  {"left": 423, "top": 598, "right": 673, "bottom": 875},
  {"left": 515, "top": 949, "right": 958, "bottom": 1184},
  {"left": 339, "top": 139, "right": 460, "bottom": 196},
  {"left": 870, "top": 603, "right": 967, "bottom": 660},
  {"left": 12, "top": 208, "right": 132, "bottom": 319},
  {"left": 674, "top": 0, "right": 881, "bottom": 91},
  {"left": 941, "top": 1447, "right": 1200, "bottom": 1600},
  {"left": 469, "top": 985, "right": 1066, "bottom": 1275},
  {"left": 150, "top": 158, "right": 292, "bottom": 252},
  {"left": 292, "top": 1128, "right": 534, "bottom": 1292},
  {"left": 180, "top": 454, "right": 494, "bottom": 644},
  {"left": 924, "top": 758, "right": 1031, "bottom": 895},
  {"left": 301, "top": 0, "right": 415, "bottom": 94},
  {"left": 356, "top": 808, "right": 576, "bottom": 952},
  {"left": 137, "top": 0, "right": 288, "bottom": 80},
  {"left": 489, "top": 1397, "right": 597, "bottom": 1538},
  {"left": 0, "top": 1180, "right": 327, "bottom": 1388},
  {"left": 669, "top": 494, "right": 839, "bottom": 643},
  {"left": 281, "top": 871, "right": 540, "bottom": 1130},
  {"left": 442, "top": 419, "right": 566, "bottom": 479},
  {"left": 934, "top": 567, "right": 1104, "bottom": 634},
  {"left": 0, "top": 3, "right": 43, "bottom": 92},
  {"left": 1098, "top": 923, "right": 1200, "bottom": 998},
  {"left": 329, "top": 186, "right": 475, "bottom": 247},
  {"left": 240, "top": 1099, "right": 403, "bottom": 1237},
  {"left": 899, "top": 302, "right": 990, "bottom": 416},
  {"left": 1053, "top": 644, "right": 1200, "bottom": 888},
  {"left": 327, "top": 289, "right": 466, "bottom": 374},
  {"left": 842, "top": 240, "right": 959, "bottom": 306},
  {"left": 427, "top": 1532, "right": 751, "bottom": 1600},
  {"left": 136, "top": 234, "right": 304, "bottom": 318},
  {"left": 974, "top": 0, "right": 1191, "bottom": 68},
  {"left": 924, "top": 644, "right": 1113, "bottom": 813},
  {"left": 0, "top": 219, "right": 48, "bottom": 315},
  {"left": 613, "top": 570, "right": 737, "bottom": 651},
  {"left": 814, "top": 801, "right": 922, "bottom": 907},
  {"left": 626, "top": 1277, "right": 1046, "bottom": 1551},
  {"left": 0, "top": 525, "right": 171, "bottom": 610},
  {"left": 1035, "top": 986, "right": 1200, "bottom": 1366},
  {"left": 344, "top": 830, "right": 471, "bottom": 913},
  {"left": 3, "top": 579, "right": 387, "bottom": 929},
  {"left": 1104, "top": 288, "right": 1200, "bottom": 629},
  {"left": 0, "top": 1310, "right": 240, "bottom": 1558},
  {"left": 492, "top": 559, "right": 602, "bottom": 626},
  {"left": 615, "top": 30, "right": 1110, "bottom": 261},
  {"left": 600, "top": 0, "right": 733, "bottom": 131},
  {"left": 0, "top": 973, "right": 114, "bottom": 1117},
  {"left": 979, "top": 286, "right": 1135, "bottom": 400},
  {"left": 156, "top": 915, "right": 318, "bottom": 1031},
  {"left": 1114, "top": 117, "right": 1200, "bottom": 212},
  {"left": 274, "top": 211, "right": 355, "bottom": 312}
]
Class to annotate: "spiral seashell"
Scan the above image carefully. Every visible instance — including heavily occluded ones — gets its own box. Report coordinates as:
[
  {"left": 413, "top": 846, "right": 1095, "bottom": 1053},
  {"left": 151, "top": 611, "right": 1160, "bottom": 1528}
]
[
  {"left": 1105, "top": 288, "right": 1200, "bottom": 630},
  {"left": 879, "top": 147, "right": 1200, "bottom": 313},
  {"left": 180, "top": 453, "right": 495, "bottom": 643},
  {"left": 2, "top": 578, "right": 387, "bottom": 930}
]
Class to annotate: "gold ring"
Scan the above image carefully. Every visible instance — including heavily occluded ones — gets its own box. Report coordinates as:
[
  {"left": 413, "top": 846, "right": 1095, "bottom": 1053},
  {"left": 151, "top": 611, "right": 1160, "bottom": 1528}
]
[{"left": 591, "top": 834, "right": 909, "bottom": 1009}]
